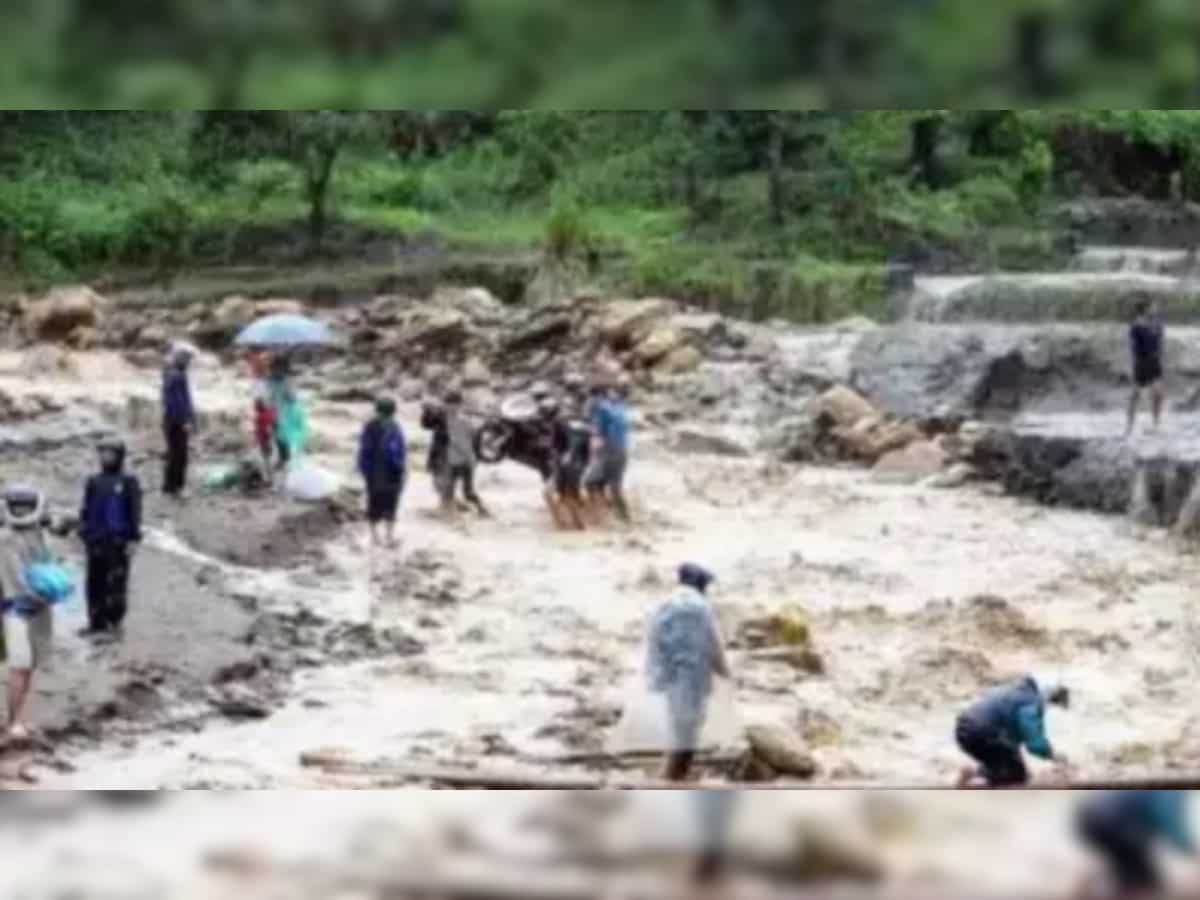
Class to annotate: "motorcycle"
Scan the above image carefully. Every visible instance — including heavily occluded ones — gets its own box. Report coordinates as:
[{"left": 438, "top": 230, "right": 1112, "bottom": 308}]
[{"left": 474, "top": 394, "right": 555, "bottom": 474}]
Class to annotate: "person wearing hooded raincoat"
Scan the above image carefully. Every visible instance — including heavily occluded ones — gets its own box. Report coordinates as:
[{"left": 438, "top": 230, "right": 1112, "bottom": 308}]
[
  {"left": 955, "top": 674, "right": 1070, "bottom": 787},
  {"left": 79, "top": 436, "right": 142, "bottom": 638},
  {"left": 1076, "top": 791, "right": 1196, "bottom": 898},
  {"left": 645, "top": 563, "right": 731, "bottom": 781}
]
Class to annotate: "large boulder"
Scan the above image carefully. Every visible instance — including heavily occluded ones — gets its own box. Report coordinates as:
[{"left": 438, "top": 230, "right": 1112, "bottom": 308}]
[
  {"left": 809, "top": 385, "right": 877, "bottom": 430},
  {"left": 872, "top": 440, "right": 946, "bottom": 484},
  {"left": 633, "top": 324, "right": 686, "bottom": 364},
  {"left": 655, "top": 344, "right": 704, "bottom": 374},
  {"left": 435, "top": 286, "right": 507, "bottom": 326},
  {"left": 254, "top": 298, "right": 306, "bottom": 318},
  {"left": 833, "top": 417, "right": 924, "bottom": 463},
  {"left": 402, "top": 308, "right": 470, "bottom": 350},
  {"left": 744, "top": 724, "right": 819, "bottom": 778},
  {"left": 596, "top": 298, "right": 677, "bottom": 347},
  {"left": 23, "top": 285, "right": 105, "bottom": 342}
]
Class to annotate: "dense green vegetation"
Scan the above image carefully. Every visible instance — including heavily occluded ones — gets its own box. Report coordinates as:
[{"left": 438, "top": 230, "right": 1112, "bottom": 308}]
[{"left": 4, "top": 111, "right": 1200, "bottom": 321}]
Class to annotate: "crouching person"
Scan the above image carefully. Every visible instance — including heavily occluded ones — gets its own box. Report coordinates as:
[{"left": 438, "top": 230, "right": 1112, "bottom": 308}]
[
  {"left": 0, "top": 485, "right": 55, "bottom": 742},
  {"left": 1075, "top": 791, "right": 1196, "bottom": 899},
  {"left": 955, "top": 674, "right": 1070, "bottom": 787}
]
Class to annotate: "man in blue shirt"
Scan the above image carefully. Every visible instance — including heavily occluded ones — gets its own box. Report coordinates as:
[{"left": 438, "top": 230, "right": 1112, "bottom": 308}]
[
  {"left": 1127, "top": 298, "right": 1165, "bottom": 437},
  {"left": 954, "top": 674, "right": 1070, "bottom": 787},
  {"left": 1076, "top": 791, "right": 1195, "bottom": 898},
  {"left": 585, "top": 382, "right": 631, "bottom": 523},
  {"left": 357, "top": 397, "right": 406, "bottom": 548},
  {"left": 161, "top": 343, "right": 195, "bottom": 498}
]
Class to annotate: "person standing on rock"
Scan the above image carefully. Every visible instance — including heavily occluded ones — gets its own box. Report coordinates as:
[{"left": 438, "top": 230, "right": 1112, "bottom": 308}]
[
  {"left": 357, "top": 397, "right": 407, "bottom": 548},
  {"left": 1074, "top": 791, "right": 1196, "bottom": 899},
  {"left": 0, "top": 486, "right": 56, "bottom": 741},
  {"left": 161, "top": 343, "right": 195, "bottom": 500},
  {"left": 79, "top": 435, "right": 142, "bottom": 639},
  {"left": 422, "top": 390, "right": 488, "bottom": 518},
  {"left": 584, "top": 382, "right": 631, "bottom": 523},
  {"left": 1127, "top": 298, "right": 1166, "bottom": 437},
  {"left": 954, "top": 674, "right": 1070, "bottom": 787},
  {"left": 644, "top": 563, "right": 731, "bottom": 782}
]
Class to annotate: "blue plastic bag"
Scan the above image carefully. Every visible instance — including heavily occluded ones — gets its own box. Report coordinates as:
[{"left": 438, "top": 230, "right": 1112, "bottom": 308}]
[{"left": 24, "top": 560, "right": 76, "bottom": 605}]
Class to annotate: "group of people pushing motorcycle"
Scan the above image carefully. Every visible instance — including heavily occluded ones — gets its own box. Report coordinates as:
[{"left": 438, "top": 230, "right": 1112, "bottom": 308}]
[{"left": 471, "top": 373, "right": 632, "bottom": 530}]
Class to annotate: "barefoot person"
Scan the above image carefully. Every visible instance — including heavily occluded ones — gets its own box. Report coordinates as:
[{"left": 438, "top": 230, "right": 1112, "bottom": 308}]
[
  {"left": 1075, "top": 791, "right": 1195, "bottom": 899},
  {"left": 357, "top": 397, "right": 407, "bottom": 547},
  {"left": 1127, "top": 298, "right": 1165, "bottom": 436},
  {"left": 0, "top": 485, "right": 55, "bottom": 741},
  {"left": 422, "top": 391, "right": 488, "bottom": 518},
  {"left": 954, "top": 674, "right": 1070, "bottom": 787},
  {"left": 79, "top": 436, "right": 142, "bottom": 639},
  {"left": 645, "top": 563, "right": 730, "bottom": 782},
  {"left": 585, "top": 382, "right": 631, "bottom": 523}
]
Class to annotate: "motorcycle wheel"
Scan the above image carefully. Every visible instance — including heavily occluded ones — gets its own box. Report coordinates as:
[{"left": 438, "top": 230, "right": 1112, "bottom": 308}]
[{"left": 475, "top": 421, "right": 512, "bottom": 463}]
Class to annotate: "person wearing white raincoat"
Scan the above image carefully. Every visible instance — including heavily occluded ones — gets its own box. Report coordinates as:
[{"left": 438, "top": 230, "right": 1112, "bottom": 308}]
[{"left": 645, "top": 562, "right": 732, "bottom": 781}]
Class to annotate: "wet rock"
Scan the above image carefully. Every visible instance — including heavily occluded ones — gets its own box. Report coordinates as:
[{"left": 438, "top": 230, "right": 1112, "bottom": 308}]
[
  {"left": 403, "top": 308, "right": 470, "bottom": 350},
  {"left": 596, "top": 298, "right": 677, "bottom": 348},
  {"left": 502, "top": 310, "right": 574, "bottom": 355},
  {"left": 673, "top": 426, "right": 753, "bottom": 458},
  {"left": 671, "top": 312, "right": 727, "bottom": 345},
  {"left": 436, "top": 285, "right": 507, "bottom": 325},
  {"left": 461, "top": 355, "right": 492, "bottom": 387},
  {"left": 833, "top": 417, "right": 924, "bottom": 463},
  {"left": 810, "top": 385, "right": 876, "bottom": 430},
  {"left": 761, "top": 416, "right": 824, "bottom": 463},
  {"left": 925, "top": 462, "right": 976, "bottom": 489},
  {"left": 744, "top": 724, "right": 818, "bottom": 778},
  {"left": 23, "top": 285, "right": 104, "bottom": 342},
  {"left": 872, "top": 440, "right": 946, "bottom": 484},
  {"left": 633, "top": 324, "right": 685, "bottom": 364},
  {"left": 751, "top": 646, "right": 826, "bottom": 675},
  {"left": 207, "top": 684, "right": 272, "bottom": 720},
  {"left": 254, "top": 298, "right": 306, "bottom": 318},
  {"left": 655, "top": 343, "right": 704, "bottom": 374}
]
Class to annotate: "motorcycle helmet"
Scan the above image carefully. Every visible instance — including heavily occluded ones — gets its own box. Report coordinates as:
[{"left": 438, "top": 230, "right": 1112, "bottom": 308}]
[{"left": 3, "top": 484, "right": 46, "bottom": 529}]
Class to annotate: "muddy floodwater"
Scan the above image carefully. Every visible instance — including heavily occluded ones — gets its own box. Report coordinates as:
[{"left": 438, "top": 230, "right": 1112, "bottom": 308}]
[{"left": 0, "top": 349, "right": 1192, "bottom": 796}]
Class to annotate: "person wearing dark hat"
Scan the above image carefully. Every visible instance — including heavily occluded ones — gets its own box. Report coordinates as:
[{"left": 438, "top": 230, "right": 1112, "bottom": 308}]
[
  {"left": 160, "top": 342, "right": 195, "bottom": 499},
  {"left": 79, "top": 435, "right": 142, "bottom": 638},
  {"left": 645, "top": 563, "right": 730, "bottom": 782},
  {"left": 0, "top": 485, "right": 54, "bottom": 740},
  {"left": 357, "top": 397, "right": 407, "bottom": 548}
]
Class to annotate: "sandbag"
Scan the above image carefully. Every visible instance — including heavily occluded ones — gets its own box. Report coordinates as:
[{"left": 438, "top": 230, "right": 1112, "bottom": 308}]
[{"left": 284, "top": 461, "right": 340, "bottom": 502}]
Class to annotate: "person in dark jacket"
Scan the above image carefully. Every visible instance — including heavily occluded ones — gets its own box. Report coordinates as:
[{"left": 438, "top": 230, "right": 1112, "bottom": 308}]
[
  {"left": 1075, "top": 791, "right": 1195, "bottom": 898},
  {"left": 955, "top": 674, "right": 1070, "bottom": 787},
  {"left": 161, "top": 343, "right": 195, "bottom": 499},
  {"left": 542, "top": 395, "right": 590, "bottom": 530},
  {"left": 1127, "top": 298, "right": 1166, "bottom": 437},
  {"left": 79, "top": 435, "right": 142, "bottom": 638},
  {"left": 357, "top": 397, "right": 406, "bottom": 548}
]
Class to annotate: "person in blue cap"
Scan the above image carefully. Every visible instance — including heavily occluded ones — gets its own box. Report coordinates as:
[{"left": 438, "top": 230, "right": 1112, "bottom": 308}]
[
  {"left": 645, "top": 562, "right": 730, "bottom": 782},
  {"left": 954, "top": 674, "right": 1070, "bottom": 787},
  {"left": 1075, "top": 791, "right": 1196, "bottom": 899}
]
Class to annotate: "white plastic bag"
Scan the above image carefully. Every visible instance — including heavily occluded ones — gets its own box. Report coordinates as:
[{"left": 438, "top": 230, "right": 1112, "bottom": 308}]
[
  {"left": 607, "top": 672, "right": 741, "bottom": 755},
  {"left": 284, "top": 460, "right": 340, "bottom": 502}
]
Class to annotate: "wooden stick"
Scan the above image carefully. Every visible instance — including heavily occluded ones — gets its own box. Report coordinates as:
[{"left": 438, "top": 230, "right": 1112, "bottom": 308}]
[{"left": 299, "top": 757, "right": 1200, "bottom": 791}]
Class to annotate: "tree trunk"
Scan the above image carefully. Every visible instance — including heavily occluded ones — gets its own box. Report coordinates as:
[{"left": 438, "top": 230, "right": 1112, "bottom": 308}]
[
  {"left": 910, "top": 115, "right": 943, "bottom": 189},
  {"left": 767, "top": 113, "right": 786, "bottom": 227},
  {"left": 306, "top": 147, "right": 338, "bottom": 257}
]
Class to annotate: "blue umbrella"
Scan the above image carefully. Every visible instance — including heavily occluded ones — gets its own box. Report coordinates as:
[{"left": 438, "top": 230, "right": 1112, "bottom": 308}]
[{"left": 235, "top": 314, "right": 331, "bottom": 347}]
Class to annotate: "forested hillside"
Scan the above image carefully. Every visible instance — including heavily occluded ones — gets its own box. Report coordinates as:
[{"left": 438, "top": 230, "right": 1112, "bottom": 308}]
[{"left": 3, "top": 111, "right": 1200, "bottom": 321}]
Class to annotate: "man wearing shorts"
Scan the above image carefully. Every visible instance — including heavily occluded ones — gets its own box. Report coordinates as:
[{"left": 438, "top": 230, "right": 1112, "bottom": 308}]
[
  {"left": 1127, "top": 298, "right": 1165, "bottom": 436},
  {"left": 357, "top": 397, "right": 407, "bottom": 547},
  {"left": 954, "top": 674, "right": 1070, "bottom": 787},
  {"left": 0, "top": 485, "right": 54, "bottom": 741},
  {"left": 585, "top": 384, "right": 631, "bottom": 523},
  {"left": 1076, "top": 791, "right": 1195, "bottom": 899}
]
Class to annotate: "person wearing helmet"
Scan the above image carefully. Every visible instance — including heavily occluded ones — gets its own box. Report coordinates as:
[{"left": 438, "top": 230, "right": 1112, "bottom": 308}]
[
  {"left": 161, "top": 342, "right": 196, "bottom": 499},
  {"left": 1075, "top": 791, "right": 1196, "bottom": 899},
  {"left": 0, "top": 485, "right": 54, "bottom": 740},
  {"left": 357, "top": 397, "right": 407, "bottom": 548},
  {"left": 424, "top": 390, "right": 488, "bottom": 518},
  {"left": 584, "top": 382, "right": 631, "bottom": 523},
  {"left": 79, "top": 436, "right": 142, "bottom": 638},
  {"left": 644, "top": 563, "right": 730, "bottom": 782},
  {"left": 954, "top": 674, "right": 1071, "bottom": 787}
]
